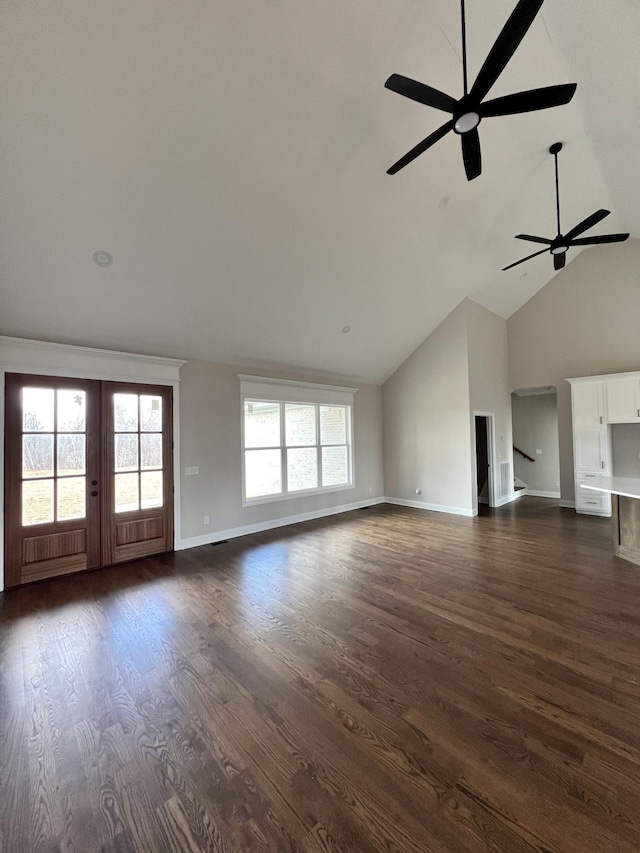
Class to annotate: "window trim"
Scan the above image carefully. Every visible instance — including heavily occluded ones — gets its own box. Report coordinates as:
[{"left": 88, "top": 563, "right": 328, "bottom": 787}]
[{"left": 239, "top": 376, "right": 356, "bottom": 507}]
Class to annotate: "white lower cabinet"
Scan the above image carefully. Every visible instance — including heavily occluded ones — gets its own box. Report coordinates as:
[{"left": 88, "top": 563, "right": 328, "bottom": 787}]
[{"left": 575, "top": 479, "right": 611, "bottom": 516}]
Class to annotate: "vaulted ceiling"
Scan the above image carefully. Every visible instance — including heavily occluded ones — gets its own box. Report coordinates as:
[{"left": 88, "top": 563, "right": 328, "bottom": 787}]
[{"left": 1, "top": 1, "right": 638, "bottom": 382}]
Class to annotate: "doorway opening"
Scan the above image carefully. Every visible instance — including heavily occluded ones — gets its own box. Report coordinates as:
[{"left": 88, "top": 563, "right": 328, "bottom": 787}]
[
  {"left": 511, "top": 386, "right": 560, "bottom": 498},
  {"left": 474, "top": 413, "right": 495, "bottom": 510}
]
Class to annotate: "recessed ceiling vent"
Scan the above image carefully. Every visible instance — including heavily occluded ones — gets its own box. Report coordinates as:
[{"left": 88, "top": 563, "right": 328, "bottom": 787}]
[{"left": 93, "top": 250, "right": 113, "bottom": 267}]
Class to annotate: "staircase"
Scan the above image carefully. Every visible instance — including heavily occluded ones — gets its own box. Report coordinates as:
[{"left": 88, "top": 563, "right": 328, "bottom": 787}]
[{"left": 514, "top": 475, "right": 527, "bottom": 497}]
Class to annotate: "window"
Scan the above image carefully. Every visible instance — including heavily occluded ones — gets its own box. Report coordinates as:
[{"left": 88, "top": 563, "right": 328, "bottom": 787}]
[{"left": 240, "top": 376, "right": 356, "bottom": 504}]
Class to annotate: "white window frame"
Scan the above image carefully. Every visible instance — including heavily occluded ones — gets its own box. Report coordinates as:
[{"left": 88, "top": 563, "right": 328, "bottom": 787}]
[{"left": 239, "top": 375, "right": 357, "bottom": 507}]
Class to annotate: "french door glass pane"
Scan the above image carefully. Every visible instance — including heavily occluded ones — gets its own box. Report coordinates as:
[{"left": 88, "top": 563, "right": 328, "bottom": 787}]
[
  {"left": 320, "top": 406, "right": 347, "bottom": 445},
  {"left": 23, "top": 387, "right": 54, "bottom": 432},
  {"left": 23, "top": 478, "right": 54, "bottom": 525},
  {"left": 322, "top": 446, "right": 348, "bottom": 486},
  {"left": 141, "top": 471, "right": 163, "bottom": 508},
  {"left": 140, "top": 395, "right": 162, "bottom": 431},
  {"left": 57, "top": 434, "right": 86, "bottom": 476},
  {"left": 140, "top": 433, "right": 162, "bottom": 469},
  {"left": 115, "top": 434, "right": 139, "bottom": 471},
  {"left": 245, "top": 449, "right": 281, "bottom": 498},
  {"left": 114, "top": 394, "right": 138, "bottom": 431},
  {"left": 57, "top": 390, "right": 86, "bottom": 431},
  {"left": 23, "top": 434, "right": 54, "bottom": 478},
  {"left": 244, "top": 401, "right": 280, "bottom": 448},
  {"left": 287, "top": 447, "right": 318, "bottom": 491},
  {"left": 115, "top": 473, "right": 139, "bottom": 512},
  {"left": 57, "top": 477, "right": 86, "bottom": 521},
  {"left": 285, "top": 404, "right": 316, "bottom": 446}
]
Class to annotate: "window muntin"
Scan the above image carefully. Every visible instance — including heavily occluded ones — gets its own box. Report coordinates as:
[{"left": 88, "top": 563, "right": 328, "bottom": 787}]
[{"left": 243, "top": 399, "right": 352, "bottom": 502}]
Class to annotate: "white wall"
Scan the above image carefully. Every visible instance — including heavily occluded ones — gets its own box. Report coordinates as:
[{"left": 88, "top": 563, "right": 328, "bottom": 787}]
[
  {"left": 179, "top": 360, "right": 384, "bottom": 542},
  {"left": 465, "top": 300, "right": 513, "bottom": 510},
  {"left": 382, "top": 299, "right": 513, "bottom": 516},
  {"left": 508, "top": 240, "right": 640, "bottom": 503},
  {"left": 511, "top": 393, "right": 560, "bottom": 496},
  {"left": 382, "top": 301, "right": 474, "bottom": 515}
]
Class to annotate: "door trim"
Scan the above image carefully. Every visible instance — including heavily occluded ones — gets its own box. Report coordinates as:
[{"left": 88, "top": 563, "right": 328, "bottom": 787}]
[
  {"left": 0, "top": 336, "right": 185, "bottom": 591},
  {"left": 473, "top": 411, "right": 497, "bottom": 512}
]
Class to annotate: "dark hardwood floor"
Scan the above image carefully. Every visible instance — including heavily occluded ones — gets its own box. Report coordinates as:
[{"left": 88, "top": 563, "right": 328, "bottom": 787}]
[{"left": 2, "top": 498, "right": 640, "bottom": 852}]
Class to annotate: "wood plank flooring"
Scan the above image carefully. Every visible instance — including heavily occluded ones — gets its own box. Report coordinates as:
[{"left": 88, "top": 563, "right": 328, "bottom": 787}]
[{"left": 2, "top": 498, "right": 640, "bottom": 852}]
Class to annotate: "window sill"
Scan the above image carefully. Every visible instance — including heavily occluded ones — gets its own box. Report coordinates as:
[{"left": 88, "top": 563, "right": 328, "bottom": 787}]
[{"left": 242, "top": 483, "right": 355, "bottom": 508}]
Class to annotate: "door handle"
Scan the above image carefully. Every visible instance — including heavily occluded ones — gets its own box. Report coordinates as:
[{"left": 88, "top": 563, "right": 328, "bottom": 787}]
[
  {"left": 91, "top": 490, "right": 99, "bottom": 497},
  {"left": 91, "top": 480, "right": 98, "bottom": 486}
]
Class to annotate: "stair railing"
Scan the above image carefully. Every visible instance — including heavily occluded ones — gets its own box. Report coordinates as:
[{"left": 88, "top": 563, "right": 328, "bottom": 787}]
[{"left": 513, "top": 446, "right": 535, "bottom": 462}]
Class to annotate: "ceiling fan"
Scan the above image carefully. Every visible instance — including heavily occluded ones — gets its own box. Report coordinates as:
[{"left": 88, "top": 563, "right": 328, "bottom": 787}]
[
  {"left": 503, "top": 142, "right": 630, "bottom": 272},
  {"left": 384, "top": 0, "right": 577, "bottom": 181}
]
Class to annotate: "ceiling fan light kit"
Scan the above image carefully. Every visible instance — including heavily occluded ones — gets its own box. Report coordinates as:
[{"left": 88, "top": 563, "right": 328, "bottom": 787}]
[{"left": 385, "top": 0, "right": 577, "bottom": 181}]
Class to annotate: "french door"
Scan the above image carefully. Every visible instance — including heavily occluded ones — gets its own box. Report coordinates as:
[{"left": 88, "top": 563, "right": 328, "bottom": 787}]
[{"left": 4, "top": 374, "right": 173, "bottom": 588}]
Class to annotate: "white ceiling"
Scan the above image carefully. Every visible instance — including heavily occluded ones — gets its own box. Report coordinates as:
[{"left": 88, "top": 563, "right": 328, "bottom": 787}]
[{"left": 1, "top": 0, "right": 638, "bottom": 383}]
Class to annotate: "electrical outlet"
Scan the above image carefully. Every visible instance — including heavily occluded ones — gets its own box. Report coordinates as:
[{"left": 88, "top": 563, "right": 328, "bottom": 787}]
[
  {"left": 184, "top": 466, "right": 199, "bottom": 476},
  {"left": 368, "top": 486, "right": 373, "bottom": 494},
  {"left": 535, "top": 448, "right": 542, "bottom": 454},
  {"left": 203, "top": 515, "right": 209, "bottom": 525}
]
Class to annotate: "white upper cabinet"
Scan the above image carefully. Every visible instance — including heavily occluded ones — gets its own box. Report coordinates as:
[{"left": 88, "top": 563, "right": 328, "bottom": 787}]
[
  {"left": 572, "top": 382, "right": 605, "bottom": 429},
  {"left": 606, "top": 378, "right": 640, "bottom": 423}
]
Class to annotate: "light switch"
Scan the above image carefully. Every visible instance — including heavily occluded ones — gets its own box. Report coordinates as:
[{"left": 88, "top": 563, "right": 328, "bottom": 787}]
[
  {"left": 184, "top": 466, "right": 199, "bottom": 476},
  {"left": 535, "top": 449, "right": 542, "bottom": 455}
]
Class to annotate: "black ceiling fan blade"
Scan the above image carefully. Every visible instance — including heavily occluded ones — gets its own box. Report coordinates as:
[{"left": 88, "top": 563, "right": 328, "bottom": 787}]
[
  {"left": 384, "top": 74, "right": 457, "bottom": 113},
  {"left": 480, "top": 83, "right": 577, "bottom": 117},
  {"left": 470, "top": 0, "right": 544, "bottom": 103},
  {"left": 387, "top": 120, "right": 454, "bottom": 175},
  {"left": 502, "top": 248, "right": 548, "bottom": 271},
  {"left": 461, "top": 128, "right": 482, "bottom": 181},
  {"left": 515, "top": 234, "right": 552, "bottom": 244},
  {"left": 565, "top": 209, "right": 610, "bottom": 241},
  {"left": 554, "top": 252, "right": 566, "bottom": 271},
  {"left": 570, "top": 233, "right": 630, "bottom": 246}
]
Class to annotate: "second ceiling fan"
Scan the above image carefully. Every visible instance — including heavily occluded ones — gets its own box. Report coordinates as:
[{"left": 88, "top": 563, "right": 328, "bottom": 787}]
[
  {"left": 503, "top": 142, "right": 630, "bottom": 271},
  {"left": 385, "top": 0, "right": 577, "bottom": 181}
]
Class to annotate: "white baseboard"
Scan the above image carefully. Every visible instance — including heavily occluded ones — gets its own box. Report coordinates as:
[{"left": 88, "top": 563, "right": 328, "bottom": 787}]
[
  {"left": 176, "top": 497, "right": 386, "bottom": 550},
  {"left": 383, "top": 497, "right": 475, "bottom": 517},
  {"left": 494, "top": 490, "right": 525, "bottom": 508},
  {"left": 525, "top": 490, "right": 561, "bottom": 499},
  {"left": 559, "top": 499, "right": 576, "bottom": 509}
]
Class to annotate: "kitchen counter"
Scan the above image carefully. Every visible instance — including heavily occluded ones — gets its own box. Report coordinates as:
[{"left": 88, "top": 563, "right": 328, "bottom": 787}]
[
  {"left": 581, "top": 477, "right": 640, "bottom": 566},
  {"left": 581, "top": 476, "right": 640, "bottom": 500}
]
